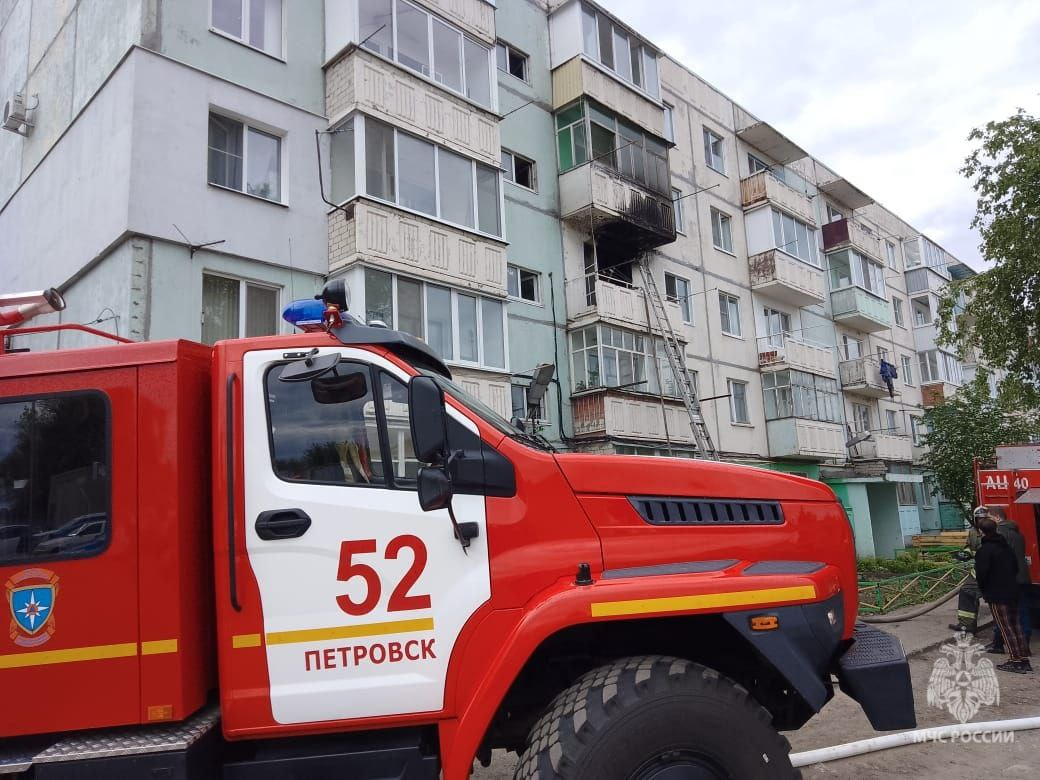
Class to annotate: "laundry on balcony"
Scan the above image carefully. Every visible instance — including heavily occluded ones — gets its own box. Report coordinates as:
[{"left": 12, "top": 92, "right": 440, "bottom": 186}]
[{"left": 879, "top": 358, "right": 897, "bottom": 398}]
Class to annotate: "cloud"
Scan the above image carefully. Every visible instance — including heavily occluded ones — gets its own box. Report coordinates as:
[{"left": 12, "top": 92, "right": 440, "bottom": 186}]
[{"left": 598, "top": 0, "right": 1040, "bottom": 270}]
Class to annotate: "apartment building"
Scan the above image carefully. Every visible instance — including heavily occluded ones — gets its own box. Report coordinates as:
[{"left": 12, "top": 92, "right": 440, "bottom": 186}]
[{"left": 0, "top": 0, "right": 975, "bottom": 556}]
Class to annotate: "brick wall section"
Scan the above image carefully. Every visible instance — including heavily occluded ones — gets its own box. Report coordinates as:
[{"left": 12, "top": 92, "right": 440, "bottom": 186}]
[{"left": 327, "top": 211, "right": 357, "bottom": 268}]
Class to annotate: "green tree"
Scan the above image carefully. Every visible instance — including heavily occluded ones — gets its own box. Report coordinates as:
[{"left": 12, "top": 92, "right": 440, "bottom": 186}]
[
  {"left": 938, "top": 110, "right": 1040, "bottom": 397},
  {"left": 920, "top": 370, "right": 1040, "bottom": 521}
]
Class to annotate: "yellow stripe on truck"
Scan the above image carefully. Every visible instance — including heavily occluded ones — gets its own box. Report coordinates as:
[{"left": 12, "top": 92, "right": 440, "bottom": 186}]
[
  {"left": 141, "top": 639, "right": 178, "bottom": 655},
  {"left": 0, "top": 641, "right": 138, "bottom": 669},
  {"left": 590, "top": 585, "right": 818, "bottom": 618},
  {"left": 265, "top": 617, "right": 435, "bottom": 646}
]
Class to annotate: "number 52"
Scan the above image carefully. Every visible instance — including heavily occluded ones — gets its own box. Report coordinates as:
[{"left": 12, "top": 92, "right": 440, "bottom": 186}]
[{"left": 336, "top": 535, "right": 431, "bottom": 616}]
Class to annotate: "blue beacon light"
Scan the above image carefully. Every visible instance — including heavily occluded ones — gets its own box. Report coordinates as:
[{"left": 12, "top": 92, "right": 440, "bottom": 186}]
[{"left": 282, "top": 298, "right": 327, "bottom": 332}]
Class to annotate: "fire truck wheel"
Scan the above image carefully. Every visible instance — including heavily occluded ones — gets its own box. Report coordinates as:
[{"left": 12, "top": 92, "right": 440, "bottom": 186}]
[{"left": 513, "top": 655, "right": 798, "bottom": 780}]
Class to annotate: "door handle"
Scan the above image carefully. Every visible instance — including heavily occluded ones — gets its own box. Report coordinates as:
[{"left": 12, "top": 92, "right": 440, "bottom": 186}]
[{"left": 255, "top": 509, "right": 312, "bottom": 540}]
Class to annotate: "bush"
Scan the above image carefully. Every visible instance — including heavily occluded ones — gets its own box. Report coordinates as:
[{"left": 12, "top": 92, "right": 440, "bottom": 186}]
[{"left": 858, "top": 550, "right": 956, "bottom": 580}]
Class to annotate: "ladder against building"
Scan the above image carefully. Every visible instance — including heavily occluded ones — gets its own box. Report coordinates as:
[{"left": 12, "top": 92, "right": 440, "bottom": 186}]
[{"left": 637, "top": 258, "right": 720, "bottom": 460}]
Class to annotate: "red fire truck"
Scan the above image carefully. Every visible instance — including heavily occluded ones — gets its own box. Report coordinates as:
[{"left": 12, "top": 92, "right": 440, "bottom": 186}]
[
  {"left": 0, "top": 283, "right": 914, "bottom": 779},
  {"left": 976, "top": 444, "right": 1040, "bottom": 592}
]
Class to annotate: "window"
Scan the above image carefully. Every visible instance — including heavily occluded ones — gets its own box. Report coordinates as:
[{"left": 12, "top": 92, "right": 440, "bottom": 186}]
[
  {"left": 570, "top": 325, "right": 680, "bottom": 396},
  {"left": 826, "top": 204, "right": 843, "bottom": 223},
  {"left": 852, "top": 403, "right": 872, "bottom": 433},
  {"left": 719, "top": 292, "right": 741, "bottom": 337},
  {"left": 762, "top": 370, "right": 841, "bottom": 423},
  {"left": 0, "top": 393, "right": 110, "bottom": 564},
  {"left": 728, "top": 380, "right": 749, "bottom": 424},
  {"left": 897, "top": 482, "right": 917, "bottom": 506},
  {"left": 359, "top": 0, "right": 492, "bottom": 108},
  {"left": 208, "top": 113, "right": 282, "bottom": 202},
  {"left": 841, "top": 335, "right": 862, "bottom": 361},
  {"left": 703, "top": 128, "right": 725, "bottom": 173},
  {"left": 580, "top": 4, "right": 660, "bottom": 97},
  {"left": 900, "top": 355, "right": 914, "bottom": 386},
  {"left": 495, "top": 40, "right": 529, "bottom": 82},
  {"left": 364, "top": 269, "right": 506, "bottom": 368},
  {"left": 511, "top": 383, "right": 548, "bottom": 424},
  {"left": 665, "top": 273, "right": 692, "bottom": 323},
  {"left": 501, "top": 149, "right": 536, "bottom": 191},
  {"left": 892, "top": 296, "right": 905, "bottom": 327},
  {"left": 876, "top": 346, "right": 889, "bottom": 362},
  {"left": 343, "top": 116, "right": 502, "bottom": 236},
  {"left": 886, "top": 241, "right": 898, "bottom": 270},
  {"left": 671, "top": 188, "right": 684, "bottom": 233},
  {"left": 763, "top": 308, "right": 792, "bottom": 348},
  {"left": 747, "top": 153, "right": 770, "bottom": 175},
  {"left": 827, "top": 249, "right": 886, "bottom": 298},
  {"left": 507, "top": 265, "right": 540, "bottom": 303},
  {"left": 710, "top": 208, "right": 733, "bottom": 252},
  {"left": 771, "top": 208, "right": 819, "bottom": 266},
  {"left": 663, "top": 103, "right": 675, "bottom": 143},
  {"left": 202, "top": 273, "right": 279, "bottom": 344},
  {"left": 885, "top": 409, "right": 899, "bottom": 433},
  {"left": 910, "top": 416, "right": 924, "bottom": 446},
  {"left": 211, "top": 0, "right": 283, "bottom": 58},
  {"left": 555, "top": 100, "right": 669, "bottom": 195}
]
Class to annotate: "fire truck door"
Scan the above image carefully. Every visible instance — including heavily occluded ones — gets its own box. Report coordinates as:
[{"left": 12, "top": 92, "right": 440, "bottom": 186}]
[{"left": 241, "top": 348, "right": 491, "bottom": 725}]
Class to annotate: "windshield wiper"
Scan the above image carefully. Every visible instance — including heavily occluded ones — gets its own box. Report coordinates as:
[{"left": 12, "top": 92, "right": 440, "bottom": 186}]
[{"left": 509, "top": 429, "right": 556, "bottom": 452}]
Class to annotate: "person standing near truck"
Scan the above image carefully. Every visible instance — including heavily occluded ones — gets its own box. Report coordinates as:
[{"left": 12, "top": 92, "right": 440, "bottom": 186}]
[
  {"left": 950, "top": 506, "right": 986, "bottom": 633},
  {"left": 984, "top": 506, "right": 1032, "bottom": 655},
  {"left": 976, "top": 516, "right": 1032, "bottom": 673}
]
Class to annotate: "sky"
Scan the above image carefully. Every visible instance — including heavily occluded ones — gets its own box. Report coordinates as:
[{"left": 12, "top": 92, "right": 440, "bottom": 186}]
[{"left": 598, "top": 0, "right": 1040, "bottom": 271}]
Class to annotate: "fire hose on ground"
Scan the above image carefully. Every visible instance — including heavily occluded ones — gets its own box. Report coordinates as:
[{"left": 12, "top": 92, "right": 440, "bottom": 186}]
[
  {"left": 860, "top": 584, "right": 962, "bottom": 623},
  {"left": 790, "top": 716, "right": 1040, "bottom": 767}
]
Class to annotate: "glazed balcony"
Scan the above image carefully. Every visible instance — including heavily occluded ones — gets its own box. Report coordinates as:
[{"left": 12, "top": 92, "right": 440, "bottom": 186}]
[
  {"left": 565, "top": 276, "right": 685, "bottom": 338},
  {"left": 822, "top": 217, "right": 881, "bottom": 260},
  {"left": 839, "top": 357, "right": 899, "bottom": 399},
  {"left": 559, "top": 163, "right": 676, "bottom": 250},
  {"left": 551, "top": 56, "right": 666, "bottom": 138},
  {"left": 830, "top": 287, "right": 891, "bottom": 333},
  {"left": 740, "top": 171, "right": 816, "bottom": 226},
  {"left": 571, "top": 388, "right": 698, "bottom": 446},
  {"left": 766, "top": 418, "right": 846, "bottom": 461},
  {"left": 757, "top": 336, "right": 835, "bottom": 378},
  {"left": 749, "top": 250, "right": 826, "bottom": 308}
]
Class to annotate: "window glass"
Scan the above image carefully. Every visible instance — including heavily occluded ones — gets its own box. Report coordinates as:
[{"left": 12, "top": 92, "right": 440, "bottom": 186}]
[
  {"left": 330, "top": 119, "right": 355, "bottom": 202},
  {"left": 202, "top": 274, "right": 240, "bottom": 344},
  {"left": 208, "top": 114, "right": 244, "bottom": 190},
  {"left": 596, "top": 14, "right": 613, "bottom": 68},
  {"left": 719, "top": 293, "right": 740, "bottom": 336},
  {"left": 672, "top": 188, "right": 684, "bottom": 233},
  {"left": 476, "top": 164, "right": 501, "bottom": 235},
  {"left": 246, "top": 127, "right": 281, "bottom": 201},
  {"left": 427, "top": 285, "right": 453, "bottom": 359},
  {"left": 481, "top": 299, "right": 505, "bottom": 368},
  {"left": 365, "top": 118, "right": 396, "bottom": 200},
  {"left": 381, "top": 372, "right": 419, "bottom": 482},
  {"left": 396, "top": 277, "right": 424, "bottom": 338},
  {"left": 397, "top": 1, "right": 431, "bottom": 76},
  {"left": 458, "top": 294, "right": 479, "bottom": 362},
  {"left": 703, "top": 128, "right": 724, "bottom": 173},
  {"left": 365, "top": 267, "right": 394, "bottom": 327},
  {"left": 463, "top": 38, "right": 492, "bottom": 107},
  {"left": 397, "top": 133, "right": 437, "bottom": 216},
  {"left": 0, "top": 393, "right": 110, "bottom": 564},
  {"left": 439, "top": 148, "right": 475, "bottom": 227},
  {"left": 266, "top": 363, "right": 384, "bottom": 485},
  {"left": 729, "top": 380, "right": 749, "bottom": 423},
  {"left": 249, "top": 0, "right": 282, "bottom": 56},
  {"left": 630, "top": 42, "right": 643, "bottom": 87},
  {"left": 432, "top": 20, "right": 463, "bottom": 92},
  {"left": 711, "top": 209, "right": 732, "bottom": 252},
  {"left": 213, "top": 0, "right": 243, "bottom": 37},
  {"left": 359, "top": 0, "right": 394, "bottom": 58},
  {"left": 245, "top": 284, "right": 278, "bottom": 337},
  {"left": 612, "top": 27, "right": 631, "bottom": 80},
  {"left": 590, "top": 122, "right": 616, "bottom": 167},
  {"left": 581, "top": 4, "right": 598, "bottom": 56},
  {"left": 642, "top": 48, "right": 659, "bottom": 98},
  {"left": 901, "top": 355, "right": 914, "bottom": 385}
]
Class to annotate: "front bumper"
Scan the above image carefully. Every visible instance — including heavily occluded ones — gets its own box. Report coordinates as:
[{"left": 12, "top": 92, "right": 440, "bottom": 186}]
[{"left": 836, "top": 623, "right": 916, "bottom": 730}]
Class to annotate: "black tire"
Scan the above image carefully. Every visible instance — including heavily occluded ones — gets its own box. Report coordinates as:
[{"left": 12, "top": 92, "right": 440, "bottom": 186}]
[{"left": 513, "top": 655, "right": 798, "bottom": 780}]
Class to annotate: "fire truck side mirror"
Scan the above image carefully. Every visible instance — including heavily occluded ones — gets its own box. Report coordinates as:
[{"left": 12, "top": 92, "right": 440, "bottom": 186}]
[
  {"left": 417, "top": 467, "right": 453, "bottom": 512},
  {"left": 408, "top": 376, "right": 448, "bottom": 464}
]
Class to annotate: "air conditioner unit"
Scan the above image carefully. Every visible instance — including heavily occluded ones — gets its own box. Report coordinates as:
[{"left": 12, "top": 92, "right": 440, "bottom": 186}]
[{"left": 2, "top": 92, "right": 37, "bottom": 136}]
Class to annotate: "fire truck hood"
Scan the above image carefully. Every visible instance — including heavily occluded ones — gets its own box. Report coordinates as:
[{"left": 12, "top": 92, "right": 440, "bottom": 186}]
[{"left": 553, "top": 454, "right": 837, "bottom": 502}]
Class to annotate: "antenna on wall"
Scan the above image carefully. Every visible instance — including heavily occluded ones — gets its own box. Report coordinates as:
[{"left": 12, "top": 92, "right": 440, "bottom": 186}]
[{"left": 174, "top": 224, "right": 226, "bottom": 258}]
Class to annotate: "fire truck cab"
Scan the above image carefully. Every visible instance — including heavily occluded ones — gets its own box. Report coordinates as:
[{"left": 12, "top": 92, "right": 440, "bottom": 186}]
[
  {"left": 976, "top": 444, "right": 1040, "bottom": 591},
  {"left": 0, "top": 284, "right": 915, "bottom": 779}
]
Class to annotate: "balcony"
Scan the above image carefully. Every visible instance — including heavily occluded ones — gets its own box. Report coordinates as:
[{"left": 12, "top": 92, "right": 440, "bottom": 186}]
[
  {"left": 766, "top": 418, "right": 846, "bottom": 460},
  {"left": 565, "top": 276, "right": 684, "bottom": 337},
  {"left": 757, "top": 336, "right": 835, "bottom": 378},
  {"left": 572, "top": 389, "right": 699, "bottom": 446},
  {"left": 559, "top": 163, "right": 676, "bottom": 250},
  {"left": 839, "top": 357, "right": 898, "bottom": 398},
  {"left": 749, "top": 250, "right": 826, "bottom": 308},
  {"left": 740, "top": 171, "right": 816, "bottom": 226},
  {"left": 328, "top": 200, "right": 507, "bottom": 297},
  {"left": 921, "top": 381, "right": 957, "bottom": 407},
  {"left": 822, "top": 218, "right": 881, "bottom": 260},
  {"left": 852, "top": 433, "right": 913, "bottom": 462},
  {"left": 552, "top": 56, "right": 665, "bottom": 139},
  {"left": 830, "top": 287, "right": 891, "bottom": 333}
]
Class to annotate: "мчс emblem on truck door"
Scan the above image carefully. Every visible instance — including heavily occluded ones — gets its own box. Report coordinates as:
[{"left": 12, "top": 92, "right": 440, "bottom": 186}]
[{"left": 7, "top": 568, "right": 59, "bottom": 648}]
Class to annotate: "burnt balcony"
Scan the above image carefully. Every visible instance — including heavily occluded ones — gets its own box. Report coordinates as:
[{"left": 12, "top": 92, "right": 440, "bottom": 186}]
[
  {"left": 757, "top": 336, "right": 835, "bottom": 377},
  {"left": 839, "top": 357, "right": 899, "bottom": 399},
  {"left": 749, "top": 250, "right": 826, "bottom": 308},
  {"left": 559, "top": 162, "right": 676, "bottom": 252},
  {"left": 571, "top": 387, "right": 699, "bottom": 446},
  {"left": 740, "top": 171, "right": 816, "bottom": 226},
  {"left": 822, "top": 217, "right": 881, "bottom": 260}
]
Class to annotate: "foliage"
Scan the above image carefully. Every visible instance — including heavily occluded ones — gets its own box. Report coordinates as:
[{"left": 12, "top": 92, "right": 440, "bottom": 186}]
[
  {"left": 920, "top": 369, "right": 1040, "bottom": 520},
  {"left": 937, "top": 110, "right": 1040, "bottom": 399},
  {"left": 858, "top": 550, "right": 955, "bottom": 580}
]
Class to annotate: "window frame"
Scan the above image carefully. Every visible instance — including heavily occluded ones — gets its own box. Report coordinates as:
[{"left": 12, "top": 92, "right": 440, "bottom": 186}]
[
  {"left": 671, "top": 187, "right": 684, "bottom": 234},
  {"left": 892, "top": 295, "right": 905, "bottom": 327},
  {"left": 900, "top": 354, "right": 914, "bottom": 386},
  {"left": 718, "top": 292, "right": 742, "bottom": 338},
  {"left": 511, "top": 382, "right": 550, "bottom": 425},
  {"left": 702, "top": 127, "right": 725, "bottom": 174},
  {"left": 501, "top": 148, "right": 537, "bottom": 192},
  {"left": 727, "top": 379, "right": 750, "bottom": 424},
  {"left": 761, "top": 370, "right": 841, "bottom": 424},
  {"left": 201, "top": 271, "right": 281, "bottom": 344},
  {"left": 210, "top": 0, "right": 286, "bottom": 60},
  {"left": 770, "top": 207, "right": 820, "bottom": 267},
  {"left": 207, "top": 111, "right": 286, "bottom": 205},
  {"left": 579, "top": 3, "right": 661, "bottom": 98},
  {"left": 495, "top": 39, "right": 530, "bottom": 83},
  {"left": 663, "top": 102, "right": 675, "bottom": 143},
  {"left": 506, "top": 264, "right": 542, "bottom": 305},
  {"left": 710, "top": 207, "right": 733, "bottom": 253},
  {"left": 664, "top": 273, "right": 692, "bottom": 324},
  {"left": 0, "top": 390, "right": 113, "bottom": 566}
]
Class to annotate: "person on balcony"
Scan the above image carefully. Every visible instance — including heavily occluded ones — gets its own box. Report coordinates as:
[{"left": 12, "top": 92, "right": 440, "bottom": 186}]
[{"left": 879, "top": 358, "right": 897, "bottom": 398}]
